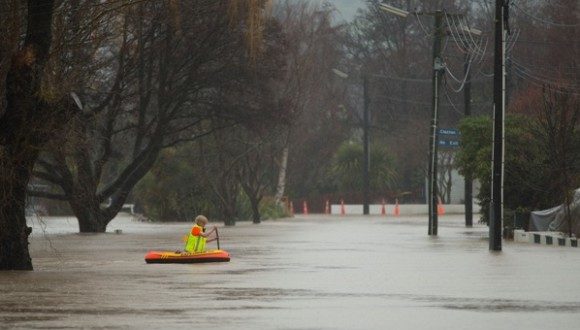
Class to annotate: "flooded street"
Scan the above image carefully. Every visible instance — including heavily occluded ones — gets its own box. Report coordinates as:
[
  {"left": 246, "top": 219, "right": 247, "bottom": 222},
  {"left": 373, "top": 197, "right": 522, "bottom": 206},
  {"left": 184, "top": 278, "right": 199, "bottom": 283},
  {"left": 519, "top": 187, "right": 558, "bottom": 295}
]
[{"left": 1, "top": 214, "right": 580, "bottom": 329}]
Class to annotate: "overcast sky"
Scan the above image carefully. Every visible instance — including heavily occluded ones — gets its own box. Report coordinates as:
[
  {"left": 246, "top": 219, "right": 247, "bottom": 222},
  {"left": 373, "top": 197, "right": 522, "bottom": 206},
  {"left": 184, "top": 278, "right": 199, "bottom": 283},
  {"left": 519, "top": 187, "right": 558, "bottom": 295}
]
[{"left": 311, "top": 0, "right": 367, "bottom": 21}]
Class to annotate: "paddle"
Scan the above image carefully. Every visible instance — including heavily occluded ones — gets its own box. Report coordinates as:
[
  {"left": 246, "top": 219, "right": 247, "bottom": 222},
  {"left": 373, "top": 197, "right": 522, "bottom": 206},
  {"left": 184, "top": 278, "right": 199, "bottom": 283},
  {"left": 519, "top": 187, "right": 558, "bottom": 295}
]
[{"left": 215, "top": 227, "right": 221, "bottom": 250}]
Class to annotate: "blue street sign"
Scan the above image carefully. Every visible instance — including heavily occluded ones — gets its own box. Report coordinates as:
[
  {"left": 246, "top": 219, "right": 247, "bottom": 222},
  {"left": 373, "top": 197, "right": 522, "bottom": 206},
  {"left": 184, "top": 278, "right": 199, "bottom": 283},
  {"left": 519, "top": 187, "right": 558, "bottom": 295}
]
[
  {"left": 438, "top": 128, "right": 460, "bottom": 136},
  {"left": 438, "top": 140, "right": 460, "bottom": 148}
]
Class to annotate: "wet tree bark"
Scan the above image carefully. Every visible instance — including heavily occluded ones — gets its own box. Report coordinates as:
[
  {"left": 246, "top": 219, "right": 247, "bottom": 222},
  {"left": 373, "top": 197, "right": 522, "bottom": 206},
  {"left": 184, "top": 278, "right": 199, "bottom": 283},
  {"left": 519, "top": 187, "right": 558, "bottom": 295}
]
[
  {"left": 250, "top": 197, "right": 262, "bottom": 224},
  {"left": 0, "top": 0, "right": 64, "bottom": 270},
  {"left": 217, "top": 175, "right": 239, "bottom": 226},
  {"left": 69, "top": 197, "right": 109, "bottom": 233},
  {"left": 274, "top": 145, "right": 289, "bottom": 205},
  {"left": 0, "top": 153, "right": 35, "bottom": 270},
  {"left": 66, "top": 141, "right": 161, "bottom": 233},
  {"left": 242, "top": 183, "right": 262, "bottom": 224}
]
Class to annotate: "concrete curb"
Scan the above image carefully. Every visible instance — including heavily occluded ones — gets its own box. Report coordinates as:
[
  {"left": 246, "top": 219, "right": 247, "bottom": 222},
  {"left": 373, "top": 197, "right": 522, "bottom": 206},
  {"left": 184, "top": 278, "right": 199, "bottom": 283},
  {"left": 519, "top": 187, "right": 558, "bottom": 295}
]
[{"left": 514, "top": 230, "right": 578, "bottom": 248}]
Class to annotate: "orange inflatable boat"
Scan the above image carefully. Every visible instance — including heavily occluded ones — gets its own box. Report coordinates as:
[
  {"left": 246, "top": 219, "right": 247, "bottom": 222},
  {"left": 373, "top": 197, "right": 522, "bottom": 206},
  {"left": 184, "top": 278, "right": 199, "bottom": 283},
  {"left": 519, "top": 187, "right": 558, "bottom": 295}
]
[{"left": 145, "top": 249, "right": 230, "bottom": 264}]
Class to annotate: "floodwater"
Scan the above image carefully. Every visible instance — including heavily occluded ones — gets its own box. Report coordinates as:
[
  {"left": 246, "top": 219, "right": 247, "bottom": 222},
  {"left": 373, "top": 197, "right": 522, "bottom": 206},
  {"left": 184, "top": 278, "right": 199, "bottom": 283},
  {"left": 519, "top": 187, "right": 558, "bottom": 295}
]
[{"left": 1, "top": 214, "right": 580, "bottom": 329}]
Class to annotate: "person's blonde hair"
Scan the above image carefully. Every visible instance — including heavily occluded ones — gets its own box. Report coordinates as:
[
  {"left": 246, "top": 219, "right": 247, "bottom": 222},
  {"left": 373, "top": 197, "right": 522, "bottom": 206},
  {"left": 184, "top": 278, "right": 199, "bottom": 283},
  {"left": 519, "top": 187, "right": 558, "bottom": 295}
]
[{"left": 195, "top": 215, "right": 208, "bottom": 225}]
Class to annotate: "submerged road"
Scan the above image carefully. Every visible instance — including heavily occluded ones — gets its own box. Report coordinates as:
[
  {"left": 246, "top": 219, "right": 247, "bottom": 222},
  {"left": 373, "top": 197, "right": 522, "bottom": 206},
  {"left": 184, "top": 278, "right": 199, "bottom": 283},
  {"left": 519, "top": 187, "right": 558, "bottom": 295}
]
[{"left": 1, "top": 214, "right": 580, "bottom": 329}]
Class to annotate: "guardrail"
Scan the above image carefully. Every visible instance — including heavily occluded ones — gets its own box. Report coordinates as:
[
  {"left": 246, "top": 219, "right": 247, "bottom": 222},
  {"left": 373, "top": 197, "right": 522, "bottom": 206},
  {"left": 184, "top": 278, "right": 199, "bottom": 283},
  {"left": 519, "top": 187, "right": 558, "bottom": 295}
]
[
  {"left": 330, "top": 204, "right": 479, "bottom": 215},
  {"left": 514, "top": 230, "right": 578, "bottom": 248}
]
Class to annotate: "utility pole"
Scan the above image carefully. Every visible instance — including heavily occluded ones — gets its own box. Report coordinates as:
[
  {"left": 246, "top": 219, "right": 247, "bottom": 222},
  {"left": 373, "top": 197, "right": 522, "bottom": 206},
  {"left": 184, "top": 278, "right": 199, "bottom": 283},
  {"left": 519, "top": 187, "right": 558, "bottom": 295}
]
[
  {"left": 380, "top": 4, "right": 476, "bottom": 235},
  {"left": 428, "top": 11, "right": 445, "bottom": 236},
  {"left": 363, "top": 73, "right": 370, "bottom": 215},
  {"left": 463, "top": 52, "right": 473, "bottom": 228},
  {"left": 332, "top": 68, "right": 371, "bottom": 215},
  {"left": 490, "top": 0, "right": 506, "bottom": 251}
]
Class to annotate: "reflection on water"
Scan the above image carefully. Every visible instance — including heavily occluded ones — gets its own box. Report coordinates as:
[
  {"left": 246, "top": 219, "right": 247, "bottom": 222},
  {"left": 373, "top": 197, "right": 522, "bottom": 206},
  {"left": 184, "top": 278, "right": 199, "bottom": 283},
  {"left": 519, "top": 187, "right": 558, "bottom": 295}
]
[{"left": 0, "top": 214, "right": 579, "bottom": 329}]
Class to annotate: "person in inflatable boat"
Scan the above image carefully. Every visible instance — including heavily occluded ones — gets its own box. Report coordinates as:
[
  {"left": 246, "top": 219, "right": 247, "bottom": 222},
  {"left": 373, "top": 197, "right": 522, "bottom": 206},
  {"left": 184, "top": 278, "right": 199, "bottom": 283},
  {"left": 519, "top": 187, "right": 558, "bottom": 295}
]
[{"left": 184, "top": 215, "right": 218, "bottom": 253}]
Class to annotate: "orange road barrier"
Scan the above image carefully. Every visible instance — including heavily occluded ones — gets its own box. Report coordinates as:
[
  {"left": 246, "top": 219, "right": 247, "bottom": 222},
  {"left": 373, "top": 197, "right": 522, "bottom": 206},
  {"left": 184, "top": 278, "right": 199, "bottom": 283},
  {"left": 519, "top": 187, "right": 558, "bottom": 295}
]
[
  {"left": 340, "top": 199, "right": 346, "bottom": 216},
  {"left": 303, "top": 201, "right": 309, "bottom": 215},
  {"left": 325, "top": 200, "right": 330, "bottom": 214},
  {"left": 437, "top": 196, "right": 445, "bottom": 216},
  {"left": 394, "top": 198, "right": 400, "bottom": 216}
]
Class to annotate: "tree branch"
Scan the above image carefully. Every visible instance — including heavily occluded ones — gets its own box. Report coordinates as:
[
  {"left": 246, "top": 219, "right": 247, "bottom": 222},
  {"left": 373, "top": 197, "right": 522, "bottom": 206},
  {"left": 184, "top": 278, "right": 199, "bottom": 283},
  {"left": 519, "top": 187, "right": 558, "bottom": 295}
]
[
  {"left": 32, "top": 170, "right": 65, "bottom": 186},
  {"left": 27, "top": 190, "right": 69, "bottom": 201}
]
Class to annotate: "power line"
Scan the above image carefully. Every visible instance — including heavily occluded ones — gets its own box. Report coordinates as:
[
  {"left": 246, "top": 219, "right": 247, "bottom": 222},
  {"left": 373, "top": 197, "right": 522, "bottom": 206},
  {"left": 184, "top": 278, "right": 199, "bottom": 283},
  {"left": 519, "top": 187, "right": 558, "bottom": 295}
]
[
  {"left": 456, "top": 16, "right": 488, "bottom": 58},
  {"left": 511, "top": 67, "right": 580, "bottom": 96},
  {"left": 444, "top": 13, "right": 471, "bottom": 54},
  {"left": 442, "top": 81, "right": 467, "bottom": 116},
  {"left": 373, "top": 89, "right": 491, "bottom": 107},
  {"left": 369, "top": 73, "right": 431, "bottom": 83},
  {"left": 508, "top": 58, "right": 580, "bottom": 71},
  {"left": 510, "top": 58, "right": 580, "bottom": 88},
  {"left": 512, "top": 39, "right": 578, "bottom": 46},
  {"left": 441, "top": 13, "right": 492, "bottom": 94},
  {"left": 414, "top": 12, "right": 434, "bottom": 38},
  {"left": 513, "top": 2, "right": 580, "bottom": 28},
  {"left": 444, "top": 54, "right": 474, "bottom": 93}
]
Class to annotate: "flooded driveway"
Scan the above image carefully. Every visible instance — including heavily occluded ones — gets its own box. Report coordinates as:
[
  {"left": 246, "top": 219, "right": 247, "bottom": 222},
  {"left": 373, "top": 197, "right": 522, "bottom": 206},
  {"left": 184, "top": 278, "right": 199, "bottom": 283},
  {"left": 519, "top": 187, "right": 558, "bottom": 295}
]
[{"left": 1, "top": 214, "right": 580, "bottom": 329}]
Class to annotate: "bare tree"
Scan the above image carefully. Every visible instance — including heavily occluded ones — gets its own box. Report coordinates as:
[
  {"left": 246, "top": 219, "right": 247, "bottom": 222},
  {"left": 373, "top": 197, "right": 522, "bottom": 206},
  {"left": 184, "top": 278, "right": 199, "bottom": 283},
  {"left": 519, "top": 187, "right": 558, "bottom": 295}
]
[
  {"left": 271, "top": 0, "right": 347, "bottom": 203},
  {"left": 29, "top": 1, "right": 276, "bottom": 232},
  {"left": 238, "top": 129, "right": 285, "bottom": 224},
  {"left": 533, "top": 86, "right": 580, "bottom": 236},
  {"left": 0, "top": 0, "right": 274, "bottom": 269}
]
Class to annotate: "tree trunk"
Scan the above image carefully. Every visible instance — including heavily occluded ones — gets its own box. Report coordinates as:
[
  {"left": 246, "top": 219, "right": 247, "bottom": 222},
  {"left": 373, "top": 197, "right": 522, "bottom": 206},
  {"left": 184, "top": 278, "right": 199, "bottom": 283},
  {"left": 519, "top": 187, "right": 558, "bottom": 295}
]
[
  {"left": 67, "top": 148, "right": 110, "bottom": 233},
  {"left": 274, "top": 146, "right": 289, "bottom": 205},
  {"left": 241, "top": 182, "right": 262, "bottom": 224},
  {"left": 222, "top": 204, "right": 237, "bottom": 226},
  {"left": 77, "top": 214, "right": 108, "bottom": 233},
  {"left": 70, "top": 198, "right": 109, "bottom": 233},
  {"left": 0, "top": 0, "right": 57, "bottom": 271},
  {"left": 0, "top": 152, "right": 35, "bottom": 270},
  {"left": 249, "top": 195, "right": 261, "bottom": 224},
  {"left": 67, "top": 152, "right": 152, "bottom": 233},
  {"left": 251, "top": 206, "right": 260, "bottom": 224},
  {"left": 57, "top": 138, "right": 161, "bottom": 233},
  {"left": 216, "top": 172, "right": 238, "bottom": 226}
]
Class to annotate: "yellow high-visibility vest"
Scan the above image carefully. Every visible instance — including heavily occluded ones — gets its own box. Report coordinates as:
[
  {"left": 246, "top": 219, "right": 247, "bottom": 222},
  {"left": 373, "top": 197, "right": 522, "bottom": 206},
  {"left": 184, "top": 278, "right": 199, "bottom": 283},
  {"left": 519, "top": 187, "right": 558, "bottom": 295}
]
[{"left": 184, "top": 224, "right": 206, "bottom": 253}]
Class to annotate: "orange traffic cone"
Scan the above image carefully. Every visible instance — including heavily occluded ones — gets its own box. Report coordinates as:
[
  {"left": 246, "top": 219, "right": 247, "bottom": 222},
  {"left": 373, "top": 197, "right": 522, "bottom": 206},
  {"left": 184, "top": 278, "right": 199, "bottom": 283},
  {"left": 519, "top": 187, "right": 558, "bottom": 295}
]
[
  {"left": 303, "top": 201, "right": 309, "bottom": 215},
  {"left": 437, "top": 196, "right": 445, "bottom": 216},
  {"left": 394, "top": 198, "right": 400, "bottom": 216},
  {"left": 340, "top": 199, "right": 346, "bottom": 216},
  {"left": 381, "top": 199, "right": 387, "bottom": 216}
]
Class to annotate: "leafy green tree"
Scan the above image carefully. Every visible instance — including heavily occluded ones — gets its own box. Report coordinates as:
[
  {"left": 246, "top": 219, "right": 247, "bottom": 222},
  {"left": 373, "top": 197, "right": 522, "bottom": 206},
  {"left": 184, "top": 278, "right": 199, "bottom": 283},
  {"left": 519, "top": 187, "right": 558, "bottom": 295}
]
[
  {"left": 456, "top": 115, "right": 551, "bottom": 224},
  {"left": 332, "top": 141, "right": 398, "bottom": 197}
]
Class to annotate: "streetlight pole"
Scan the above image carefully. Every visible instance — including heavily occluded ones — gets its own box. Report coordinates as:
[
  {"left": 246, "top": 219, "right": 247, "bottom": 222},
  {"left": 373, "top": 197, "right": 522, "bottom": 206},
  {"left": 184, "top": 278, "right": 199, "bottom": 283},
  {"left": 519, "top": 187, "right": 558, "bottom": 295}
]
[
  {"left": 363, "top": 74, "right": 370, "bottom": 215},
  {"left": 463, "top": 52, "right": 473, "bottom": 228},
  {"left": 332, "top": 68, "right": 371, "bottom": 215}
]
